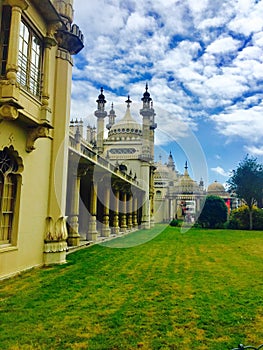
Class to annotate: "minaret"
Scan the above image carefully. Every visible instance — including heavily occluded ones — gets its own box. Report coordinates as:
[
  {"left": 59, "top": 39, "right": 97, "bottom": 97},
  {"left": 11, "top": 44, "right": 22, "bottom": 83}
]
[
  {"left": 94, "top": 87, "right": 107, "bottom": 153},
  {"left": 106, "top": 103, "right": 116, "bottom": 130},
  {"left": 140, "top": 83, "right": 157, "bottom": 161},
  {"left": 184, "top": 161, "right": 190, "bottom": 176},
  {"left": 167, "top": 151, "right": 175, "bottom": 171}
]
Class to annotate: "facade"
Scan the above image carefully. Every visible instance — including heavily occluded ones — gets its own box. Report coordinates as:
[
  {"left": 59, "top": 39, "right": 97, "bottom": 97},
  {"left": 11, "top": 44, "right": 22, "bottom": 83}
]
[
  {"left": 65, "top": 86, "right": 157, "bottom": 247},
  {"left": 0, "top": 0, "right": 84, "bottom": 279},
  {"left": 154, "top": 154, "right": 206, "bottom": 223},
  {"left": 0, "top": 0, "right": 232, "bottom": 281},
  {"left": 154, "top": 155, "right": 232, "bottom": 223}
]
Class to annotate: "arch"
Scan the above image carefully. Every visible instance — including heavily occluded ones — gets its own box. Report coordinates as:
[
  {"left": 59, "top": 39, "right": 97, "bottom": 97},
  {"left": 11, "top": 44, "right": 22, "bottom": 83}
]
[{"left": 0, "top": 146, "right": 23, "bottom": 246}]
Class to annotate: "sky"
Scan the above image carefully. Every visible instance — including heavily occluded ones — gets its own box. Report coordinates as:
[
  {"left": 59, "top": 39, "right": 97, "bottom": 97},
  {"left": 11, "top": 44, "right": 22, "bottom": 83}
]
[{"left": 71, "top": 0, "right": 263, "bottom": 188}]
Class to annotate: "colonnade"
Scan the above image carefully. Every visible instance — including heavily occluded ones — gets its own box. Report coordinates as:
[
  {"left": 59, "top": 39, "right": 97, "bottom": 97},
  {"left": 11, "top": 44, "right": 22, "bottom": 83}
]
[{"left": 66, "top": 161, "right": 143, "bottom": 246}]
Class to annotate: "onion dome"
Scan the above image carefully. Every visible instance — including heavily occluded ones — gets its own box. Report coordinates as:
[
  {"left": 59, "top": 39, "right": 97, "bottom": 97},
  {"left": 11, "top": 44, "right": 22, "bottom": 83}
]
[
  {"left": 107, "top": 96, "right": 142, "bottom": 141},
  {"left": 96, "top": 87, "right": 106, "bottom": 110},
  {"left": 141, "top": 83, "right": 152, "bottom": 103},
  {"left": 207, "top": 181, "right": 226, "bottom": 195},
  {"left": 154, "top": 163, "right": 170, "bottom": 180},
  {"left": 174, "top": 161, "right": 200, "bottom": 194}
]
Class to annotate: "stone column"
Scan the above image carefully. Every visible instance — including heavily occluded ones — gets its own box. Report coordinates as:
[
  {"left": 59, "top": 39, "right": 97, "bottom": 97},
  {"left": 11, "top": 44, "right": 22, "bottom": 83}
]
[
  {"left": 112, "top": 189, "right": 120, "bottom": 234},
  {"left": 67, "top": 164, "right": 86, "bottom": 246},
  {"left": 169, "top": 198, "right": 173, "bottom": 221},
  {"left": 41, "top": 35, "right": 56, "bottom": 122},
  {"left": 141, "top": 162, "right": 150, "bottom": 229},
  {"left": 6, "top": 0, "right": 29, "bottom": 82},
  {"left": 127, "top": 193, "right": 133, "bottom": 230},
  {"left": 120, "top": 191, "right": 127, "bottom": 233},
  {"left": 101, "top": 185, "right": 111, "bottom": 237},
  {"left": 87, "top": 181, "right": 98, "bottom": 241},
  {"left": 132, "top": 195, "right": 138, "bottom": 229}
]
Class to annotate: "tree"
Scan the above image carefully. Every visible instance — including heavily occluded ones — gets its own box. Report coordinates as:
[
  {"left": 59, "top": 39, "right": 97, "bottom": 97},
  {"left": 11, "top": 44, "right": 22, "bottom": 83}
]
[
  {"left": 198, "top": 195, "right": 228, "bottom": 228},
  {"left": 227, "top": 155, "right": 263, "bottom": 230}
]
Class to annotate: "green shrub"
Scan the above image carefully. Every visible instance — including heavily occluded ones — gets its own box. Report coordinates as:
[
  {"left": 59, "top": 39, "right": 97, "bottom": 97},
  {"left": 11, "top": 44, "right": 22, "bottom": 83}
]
[
  {"left": 169, "top": 219, "right": 179, "bottom": 227},
  {"left": 227, "top": 205, "right": 263, "bottom": 230}
]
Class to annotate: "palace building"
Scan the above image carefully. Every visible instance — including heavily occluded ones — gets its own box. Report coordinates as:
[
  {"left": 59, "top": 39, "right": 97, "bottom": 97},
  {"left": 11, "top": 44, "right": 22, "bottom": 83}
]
[
  {"left": 0, "top": 0, "right": 84, "bottom": 279},
  {"left": 0, "top": 0, "right": 231, "bottom": 280}
]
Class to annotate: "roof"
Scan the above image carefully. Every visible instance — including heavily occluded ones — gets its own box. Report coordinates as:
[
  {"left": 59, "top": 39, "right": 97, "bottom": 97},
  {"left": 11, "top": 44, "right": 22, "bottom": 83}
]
[{"left": 107, "top": 106, "right": 142, "bottom": 139}]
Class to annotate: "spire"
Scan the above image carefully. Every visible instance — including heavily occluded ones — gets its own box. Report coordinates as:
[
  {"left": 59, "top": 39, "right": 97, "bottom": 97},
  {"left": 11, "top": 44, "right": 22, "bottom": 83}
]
[
  {"left": 106, "top": 102, "right": 116, "bottom": 130},
  {"left": 184, "top": 161, "right": 189, "bottom": 176},
  {"left": 141, "top": 83, "right": 152, "bottom": 108},
  {"left": 125, "top": 95, "right": 132, "bottom": 108},
  {"left": 96, "top": 87, "right": 107, "bottom": 111},
  {"left": 167, "top": 151, "right": 175, "bottom": 171}
]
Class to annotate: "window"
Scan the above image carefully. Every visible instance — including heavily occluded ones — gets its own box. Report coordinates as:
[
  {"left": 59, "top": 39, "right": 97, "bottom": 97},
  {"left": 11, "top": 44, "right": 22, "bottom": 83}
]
[
  {"left": 0, "top": 6, "right": 11, "bottom": 76},
  {"left": 156, "top": 190, "right": 162, "bottom": 198},
  {"left": 0, "top": 148, "right": 21, "bottom": 246},
  {"left": 17, "top": 20, "right": 43, "bottom": 97}
]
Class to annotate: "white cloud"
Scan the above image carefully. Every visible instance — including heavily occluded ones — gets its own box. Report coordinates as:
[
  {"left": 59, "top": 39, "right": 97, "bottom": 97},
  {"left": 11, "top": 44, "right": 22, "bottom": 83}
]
[
  {"left": 244, "top": 145, "right": 263, "bottom": 156},
  {"left": 211, "top": 166, "right": 229, "bottom": 177},
  {"left": 211, "top": 104, "right": 263, "bottom": 143},
  {"left": 206, "top": 36, "right": 241, "bottom": 54},
  {"left": 71, "top": 0, "right": 263, "bottom": 179}
]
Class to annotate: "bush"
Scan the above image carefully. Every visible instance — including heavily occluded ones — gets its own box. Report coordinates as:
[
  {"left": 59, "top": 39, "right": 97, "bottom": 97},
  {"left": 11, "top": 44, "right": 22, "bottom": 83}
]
[
  {"left": 170, "top": 219, "right": 179, "bottom": 227},
  {"left": 227, "top": 205, "right": 263, "bottom": 230},
  {"left": 198, "top": 195, "right": 228, "bottom": 229}
]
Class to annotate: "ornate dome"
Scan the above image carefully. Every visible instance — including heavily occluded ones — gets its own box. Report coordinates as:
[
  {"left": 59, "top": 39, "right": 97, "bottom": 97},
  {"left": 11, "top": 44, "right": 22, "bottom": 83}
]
[
  {"left": 207, "top": 181, "right": 226, "bottom": 194},
  {"left": 154, "top": 163, "right": 170, "bottom": 180},
  {"left": 174, "top": 162, "right": 201, "bottom": 194},
  {"left": 107, "top": 98, "right": 142, "bottom": 141}
]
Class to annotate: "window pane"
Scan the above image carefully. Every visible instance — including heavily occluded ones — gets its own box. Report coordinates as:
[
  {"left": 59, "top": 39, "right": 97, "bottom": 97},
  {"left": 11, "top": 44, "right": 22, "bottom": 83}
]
[
  {"left": 17, "top": 21, "right": 42, "bottom": 97},
  {"left": 0, "top": 6, "right": 11, "bottom": 76}
]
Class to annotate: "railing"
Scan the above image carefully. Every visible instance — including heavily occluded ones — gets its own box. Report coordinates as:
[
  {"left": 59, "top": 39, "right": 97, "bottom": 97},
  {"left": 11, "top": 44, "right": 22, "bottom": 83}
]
[
  {"left": 232, "top": 344, "right": 263, "bottom": 349},
  {"left": 69, "top": 133, "right": 141, "bottom": 188}
]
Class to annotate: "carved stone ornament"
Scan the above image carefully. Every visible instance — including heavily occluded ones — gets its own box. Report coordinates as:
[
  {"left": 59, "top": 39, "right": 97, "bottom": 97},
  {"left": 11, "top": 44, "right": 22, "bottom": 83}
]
[
  {"left": 0, "top": 104, "right": 19, "bottom": 120},
  {"left": 45, "top": 216, "right": 68, "bottom": 242},
  {"left": 26, "top": 126, "right": 51, "bottom": 152}
]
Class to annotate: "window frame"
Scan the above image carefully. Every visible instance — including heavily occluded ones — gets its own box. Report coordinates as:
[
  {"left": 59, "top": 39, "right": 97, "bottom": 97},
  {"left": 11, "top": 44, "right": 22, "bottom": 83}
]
[
  {"left": 17, "top": 17, "right": 44, "bottom": 99},
  {"left": 0, "top": 6, "right": 11, "bottom": 77},
  {"left": 0, "top": 148, "right": 23, "bottom": 249}
]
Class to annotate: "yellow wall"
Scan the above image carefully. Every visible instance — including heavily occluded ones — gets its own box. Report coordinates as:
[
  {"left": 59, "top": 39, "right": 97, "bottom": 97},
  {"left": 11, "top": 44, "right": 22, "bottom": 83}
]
[{"left": 0, "top": 120, "right": 52, "bottom": 278}]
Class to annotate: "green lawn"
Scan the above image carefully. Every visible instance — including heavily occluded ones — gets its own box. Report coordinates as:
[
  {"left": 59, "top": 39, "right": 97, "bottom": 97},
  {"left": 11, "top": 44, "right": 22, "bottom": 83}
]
[{"left": 1, "top": 226, "right": 263, "bottom": 350}]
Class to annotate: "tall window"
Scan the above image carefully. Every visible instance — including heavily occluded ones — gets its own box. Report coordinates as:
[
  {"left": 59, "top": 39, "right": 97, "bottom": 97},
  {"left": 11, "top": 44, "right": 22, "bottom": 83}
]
[
  {"left": 0, "top": 6, "right": 11, "bottom": 77},
  {"left": 0, "top": 148, "right": 21, "bottom": 246},
  {"left": 17, "top": 20, "right": 43, "bottom": 97}
]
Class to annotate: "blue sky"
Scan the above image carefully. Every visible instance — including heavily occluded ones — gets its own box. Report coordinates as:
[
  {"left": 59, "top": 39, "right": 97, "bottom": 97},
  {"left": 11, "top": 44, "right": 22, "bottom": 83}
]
[{"left": 71, "top": 0, "right": 263, "bottom": 188}]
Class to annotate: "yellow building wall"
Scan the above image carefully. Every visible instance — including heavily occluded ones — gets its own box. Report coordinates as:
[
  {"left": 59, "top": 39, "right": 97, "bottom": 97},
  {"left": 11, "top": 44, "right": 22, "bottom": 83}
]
[{"left": 0, "top": 120, "right": 52, "bottom": 278}]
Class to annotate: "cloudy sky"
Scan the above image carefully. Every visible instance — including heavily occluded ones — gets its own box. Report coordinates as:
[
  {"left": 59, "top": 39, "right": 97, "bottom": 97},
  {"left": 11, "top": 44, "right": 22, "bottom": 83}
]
[{"left": 71, "top": 0, "right": 263, "bottom": 187}]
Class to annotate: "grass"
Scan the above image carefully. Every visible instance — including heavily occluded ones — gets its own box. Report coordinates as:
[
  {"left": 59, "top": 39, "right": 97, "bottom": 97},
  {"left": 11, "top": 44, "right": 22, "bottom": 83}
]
[{"left": 0, "top": 226, "right": 263, "bottom": 350}]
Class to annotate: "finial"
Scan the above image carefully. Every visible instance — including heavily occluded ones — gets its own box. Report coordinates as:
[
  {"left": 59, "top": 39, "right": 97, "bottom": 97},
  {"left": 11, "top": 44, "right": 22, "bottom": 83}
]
[
  {"left": 185, "top": 161, "right": 188, "bottom": 169},
  {"left": 141, "top": 84, "right": 152, "bottom": 103},
  {"left": 125, "top": 95, "right": 132, "bottom": 108},
  {"left": 96, "top": 87, "right": 106, "bottom": 103}
]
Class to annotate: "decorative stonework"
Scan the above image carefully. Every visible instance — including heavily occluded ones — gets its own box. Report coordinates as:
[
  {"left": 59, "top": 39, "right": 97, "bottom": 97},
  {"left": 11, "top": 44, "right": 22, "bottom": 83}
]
[
  {"left": 56, "top": 48, "right": 73, "bottom": 65},
  {"left": 44, "top": 217, "right": 68, "bottom": 265},
  {"left": 45, "top": 216, "right": 68, "bottom": 242},
  {"left": 6, "top": 0, "right": 29, "bottom": 10},
  {"left": 0, "top": 104, "right": 18, "bottom": 120},
  {"left": 26, "top": 126, "right": 51, "bottom": 152}
]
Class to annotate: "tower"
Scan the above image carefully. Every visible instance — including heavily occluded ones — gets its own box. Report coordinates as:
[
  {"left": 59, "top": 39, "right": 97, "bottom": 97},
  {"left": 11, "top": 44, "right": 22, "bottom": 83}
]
[
  {"left": 140, "top": 83, "right": 157, "bottom": 161},
  {"left": 94, "top": 87, "right": 107, "bottom": 153},
  {"left": 106, "top": 103, "right": 116, "bottom": 130},
  {"left": 167, "top": 151, "right": 175, "bottom": 171}
]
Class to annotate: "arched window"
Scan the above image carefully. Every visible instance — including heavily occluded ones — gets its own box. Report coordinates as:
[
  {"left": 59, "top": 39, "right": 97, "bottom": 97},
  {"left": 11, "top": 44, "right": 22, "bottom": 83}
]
[
  {"left": 156, "top": 190, "right": 162, "bottom": 199},
  {"left": 0, "top": 147, "right": 23, "bottom": 246}
]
